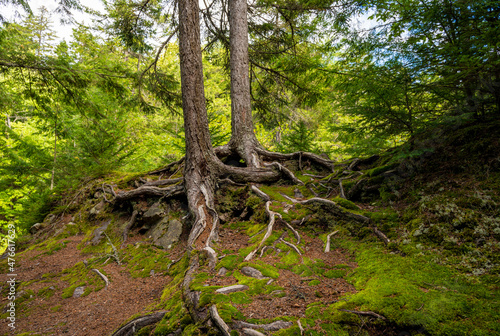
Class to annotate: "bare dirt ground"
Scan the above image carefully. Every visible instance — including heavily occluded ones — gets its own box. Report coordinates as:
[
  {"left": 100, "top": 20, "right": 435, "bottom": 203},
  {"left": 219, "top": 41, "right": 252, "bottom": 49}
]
[{"left": 0, "top": 235, "right": 170, "bottom": 336}]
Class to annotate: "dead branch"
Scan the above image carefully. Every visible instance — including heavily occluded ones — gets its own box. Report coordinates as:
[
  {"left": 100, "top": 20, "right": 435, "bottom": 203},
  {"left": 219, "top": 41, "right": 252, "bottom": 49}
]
[
  {"left": 110, "top": 311, "right": 166, "bottom": 336},
  {"left": 115, "top": 184, "right": 184, "bottom": 202},
  {"left": 209, "top": 305, "right": 231, "bottom": 336},
  {"left": 244, "top": 201, "right": 280, "bottom": 261},
  {"left": 324, "top": 230, "right": 339, "bottom": 252},
  {"left": 121, "top": 209, "right": 138, "bottom": 249},
  {"left": 91, "top": 268, "right": 110, "bottom": 289},
  {"left": 280, "top": 194, "right": 371, "bottom": 224},
  {"left": 338, "top": 309, "right": 386, "bottom": 320},
  {"left": 104, "top": 232, "right": 121, "bottom": 265}
]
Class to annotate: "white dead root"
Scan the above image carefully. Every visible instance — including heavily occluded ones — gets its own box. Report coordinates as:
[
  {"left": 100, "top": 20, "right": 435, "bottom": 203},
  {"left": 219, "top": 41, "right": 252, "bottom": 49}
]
[
  {"left": 324, "top": 230, "right": 339, "bottom": 253},
  {"left": 244, "top": 201, "right": 280, "bottom": 261}
]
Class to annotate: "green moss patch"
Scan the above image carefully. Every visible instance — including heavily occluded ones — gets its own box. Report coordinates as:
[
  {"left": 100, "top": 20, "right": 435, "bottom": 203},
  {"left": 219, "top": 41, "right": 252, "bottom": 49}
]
[{"left": 338, "top": 242, "right": 500, "bottom": 336}]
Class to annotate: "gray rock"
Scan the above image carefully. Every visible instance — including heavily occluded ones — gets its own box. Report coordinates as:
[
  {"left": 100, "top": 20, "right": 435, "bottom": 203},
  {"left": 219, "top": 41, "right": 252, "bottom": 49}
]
[
  {"left": 240, "top": 266, "right": 266, "bottom": 279},
  {"left": 30, "top": 223, "right": 44, "bottom": 234},
  {"left": 142, "top": 203, "right": 165, "bottom": 224},
  {"left": 89, "top": 200, "right": 105, "bottom": 216},
  {"left": 294, "top": 188, "right": 304, "bottom": 199},
  {"left": 72, "top": 286, "right": 85, "bottom": 298},
  {"left": 215, "top": 285, "right": 249, "bottom": 294},
  {"left": 155, "top": 219, "right": 183, "bottom": 249},
  {"left": 90, "top": 219, "right": 111, "bottom": 245},
  {"left": 217, "top": 267, "right": 228, "bottom": 276}
]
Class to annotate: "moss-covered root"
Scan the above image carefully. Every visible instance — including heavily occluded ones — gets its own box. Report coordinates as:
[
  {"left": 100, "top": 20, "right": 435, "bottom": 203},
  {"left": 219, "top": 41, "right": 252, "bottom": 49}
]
[
  {"left": 110, "top": 311, "right": 166, "bottom": 336},
  {"left": 183, "top": 253, "right": 231, "bottom": 335}
]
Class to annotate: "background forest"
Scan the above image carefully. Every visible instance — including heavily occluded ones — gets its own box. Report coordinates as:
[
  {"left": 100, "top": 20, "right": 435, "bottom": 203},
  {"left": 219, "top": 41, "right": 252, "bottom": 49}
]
[{"left": 0, "top": 0, "right": 499, "bottom": 244}]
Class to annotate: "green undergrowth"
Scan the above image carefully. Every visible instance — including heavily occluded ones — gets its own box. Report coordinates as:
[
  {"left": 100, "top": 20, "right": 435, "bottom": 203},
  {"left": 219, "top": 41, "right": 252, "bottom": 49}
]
[
  {"left": 336, "top": 240, "right": 500, "bottom": 336},
  {"left": 122, "top": 243, "right": 173, "bottom": 278},
  {"left": 60, "top": 261, "right": 108, "bottom": 298}
]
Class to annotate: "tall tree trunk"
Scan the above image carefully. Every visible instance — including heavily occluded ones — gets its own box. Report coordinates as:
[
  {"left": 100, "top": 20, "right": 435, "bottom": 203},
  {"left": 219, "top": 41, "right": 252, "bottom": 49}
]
[
  {"left": 50, "top": 118, "right": 57, "bottom": 190},
  {"left": 227, "top": 0, "right": 262, "bottom": 168},
  {"left": 178, "top": 0, "right": 220, "bottom": 249}
]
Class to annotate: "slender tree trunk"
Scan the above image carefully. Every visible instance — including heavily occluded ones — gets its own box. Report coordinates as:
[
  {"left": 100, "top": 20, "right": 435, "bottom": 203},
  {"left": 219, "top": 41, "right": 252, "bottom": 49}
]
[
  {"left": 50, "top": 118, "right": 57, "bottom": 190},
  {"left": 228, "top": 0, "right": 262, "bottom": 168},
  {"left": 178, "top": 0, "right": 221, "bottom": 249}
]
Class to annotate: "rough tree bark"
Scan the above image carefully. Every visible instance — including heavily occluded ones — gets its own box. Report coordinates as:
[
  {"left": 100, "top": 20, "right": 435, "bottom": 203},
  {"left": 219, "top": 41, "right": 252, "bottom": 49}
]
[
  {"left": 178, "top": 0, "right": 221, "bottom": 249},
  {"left": 226, "top": 0, "right": 263, "bottom": 168}
]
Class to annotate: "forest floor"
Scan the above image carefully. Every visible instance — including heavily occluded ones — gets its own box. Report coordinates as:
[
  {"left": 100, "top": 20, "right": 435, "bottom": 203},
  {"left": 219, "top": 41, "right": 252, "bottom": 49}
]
[{"left": 1, "top": 119, "right": 499, "bottom": 336}]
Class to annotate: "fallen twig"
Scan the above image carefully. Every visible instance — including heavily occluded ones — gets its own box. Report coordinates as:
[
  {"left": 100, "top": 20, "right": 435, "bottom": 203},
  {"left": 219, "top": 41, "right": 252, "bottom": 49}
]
[
  {"left": 297, "top": 319, "right": 304, "bottom": 336},
  {"left": 91, "top": 268, "right": 110, "bottom": 289},
  {"left": 104, "top": 232, "right": 121, "bottom": 265}
]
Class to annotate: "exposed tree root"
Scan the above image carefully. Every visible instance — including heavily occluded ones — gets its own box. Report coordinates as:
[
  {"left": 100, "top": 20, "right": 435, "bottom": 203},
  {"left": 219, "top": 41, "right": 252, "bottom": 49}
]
[
  {"left": 339, "top": 179, "right": 346, "bottom": 199},
  {"left": 114, "top": 184, "right": 184, "bottom": 202},
  {"left": 250, "top": 184, "right": 271, "bottom": 202},
  {"left": 256, "top": 148, "right": 335, "bottom": 172},
  {"left": 373, "top": 227, "right": 390, "bottom": 245},
  {"left": 338, "top": 309, "right": 386, "bottom": 320},
  {"left": 263, "top": 162, "right": 304, "bottom": 185},
  {"left": 233, "top": 320, "right": 294, "bottom": 331},
  {"left": 324, "top": 230, "right": 339, "bottom": 253},
  {"left": 91, "top": 268, "right": 110, "bottom": 289},
  {"left": 244, "top": 201, "right": 281, "bottom": 261},
  {"left": 281, "top": 219, "right": 301, "bottom": 244},
  {"left": 209, "top": 305, "right": 231, "bottom": 336},
  {"left": 142, "top": 177, "right": 183, "bottom": 187},
  {"left": 280, "top": 194, "right": 371, "bottom": 224},
  {"left": 121, "top": 209, "right": 138, "bottom": 248},
  {"left": 110, "top": 311, "right": 166, "bottom": 336},
  {"left": 183, "top": 255, "right": 206, "bottom": 323},
  {"left": 203, "top": 246, "right": 218, "bottom": 270},
  {"left": 279, "top": 238, "right": 302, "bottom": 255},
  {"left": 242, "top": 328, "right": 266, "bottom": 336}
]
